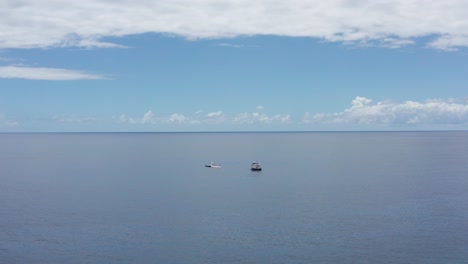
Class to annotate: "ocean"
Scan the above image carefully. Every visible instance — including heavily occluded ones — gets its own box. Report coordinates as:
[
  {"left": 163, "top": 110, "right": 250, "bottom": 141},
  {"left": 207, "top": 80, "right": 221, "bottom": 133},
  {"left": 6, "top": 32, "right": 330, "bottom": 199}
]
[{"left": 1, "top": 132, "right": 467, "bottom": 263}]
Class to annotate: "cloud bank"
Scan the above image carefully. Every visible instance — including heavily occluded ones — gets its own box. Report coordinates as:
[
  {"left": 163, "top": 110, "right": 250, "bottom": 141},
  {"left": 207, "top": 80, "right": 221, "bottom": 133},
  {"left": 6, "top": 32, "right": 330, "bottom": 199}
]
[
  {"left": 116, "top": 97, "right": 468, "bottom": 129},
  {"left": 305, "top": 96, "right": 468, "bottom": 126},
  {"left": 117, "top": 97, "right": 468, "bottom": 129},
  {"left": 117, "top": 110, "right": 291, "bottom": 126},
  {"left": 1, "top": 0, "right": 468, "bottom": 50},
  {"left": 2, "top": 96, "right": 463, "bottom": 131}
]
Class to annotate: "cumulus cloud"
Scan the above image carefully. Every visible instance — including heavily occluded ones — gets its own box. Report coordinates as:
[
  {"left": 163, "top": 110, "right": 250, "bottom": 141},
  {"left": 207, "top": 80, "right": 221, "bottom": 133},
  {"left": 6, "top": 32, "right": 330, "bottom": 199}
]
[
  {"left": 0, "top": 66, "right": 107, "bottom": 80},
  {"left": 1, "top": 0, "right": 468, "bottom": 50},
  {"left": 118, "top": 111, "right": 156, "bottom": 125},
  {"left": 234, "top": 112, "right": 291, "bottom": 124},
  {"left": 167, "top": 113, "right": 186, "bottom": 123},
  {"left": 141, "top": 110, "right": 155, "bottom": 124},
  {"left": 305, "top": 96, "right": 468, "bottom": 125}
]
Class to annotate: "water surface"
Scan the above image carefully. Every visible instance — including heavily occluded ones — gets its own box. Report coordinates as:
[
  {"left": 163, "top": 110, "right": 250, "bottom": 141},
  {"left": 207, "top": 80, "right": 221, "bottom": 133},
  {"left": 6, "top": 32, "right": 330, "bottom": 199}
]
[{"left": 1, "top": 132, "right": 467, "bottom": 263}]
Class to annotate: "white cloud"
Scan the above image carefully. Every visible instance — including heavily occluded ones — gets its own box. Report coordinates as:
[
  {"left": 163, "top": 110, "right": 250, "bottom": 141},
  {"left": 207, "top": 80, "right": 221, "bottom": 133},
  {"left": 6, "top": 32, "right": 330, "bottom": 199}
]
[
  {"left": 234, "top": 112, "right": 291, "bottom": 124},
  {"left": 141, "top": 110, "right": 154, "bottom": 124},
  {"left": 1, "top": 0, "right": 468, "bottom": 50},
  {"left": 118, "top": 111, "right": 156, "bottom": 125},
  {"left": 256, "top": 105, "right": 264, "bottom": 110},
  {"left": 202, "top": 111, "right": 226, "bottom": 124},
  {"left": 0, "top": 66, "right": 106, "bottom": 80},
  {"left": 427, "top": 34, "right": 468, "bottom": 51},
  {"left": 206, "top": 111, "right": 224, "bottom": 118},
  {"left": 167, "top": 113, "right": 186, "bottom": 123},
  {"left": 118, "top": 111, "right": 190, "bottom": 125},
  {"left": 116, "top": 110, "right": 155, "bottom": 124},
  {"left": 305, "top": 96, "right": 468, "bottom": 125}
]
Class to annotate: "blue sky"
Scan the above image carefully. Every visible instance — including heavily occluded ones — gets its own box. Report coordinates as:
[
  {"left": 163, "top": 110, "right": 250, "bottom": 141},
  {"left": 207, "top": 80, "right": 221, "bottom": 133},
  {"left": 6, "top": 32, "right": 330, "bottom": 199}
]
[{"left": 1, "top": 0, "right": 468, "bottom": 132}]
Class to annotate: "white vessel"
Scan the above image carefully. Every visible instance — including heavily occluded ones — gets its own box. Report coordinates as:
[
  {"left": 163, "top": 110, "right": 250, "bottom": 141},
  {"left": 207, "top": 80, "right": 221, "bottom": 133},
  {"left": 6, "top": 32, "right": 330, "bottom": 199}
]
[
  {"left": 205, "top": 162, "right": 221, "bottom": 168},
  {"left": 250, "top": 162, "right": 262, "bottom": 171}
]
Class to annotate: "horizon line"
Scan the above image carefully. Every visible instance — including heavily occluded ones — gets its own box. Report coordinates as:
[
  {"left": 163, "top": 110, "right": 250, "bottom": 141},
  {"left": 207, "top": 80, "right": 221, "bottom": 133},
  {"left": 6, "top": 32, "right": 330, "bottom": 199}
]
[{"left": 1, "top": 130, "right": 468, "bottom": 134}]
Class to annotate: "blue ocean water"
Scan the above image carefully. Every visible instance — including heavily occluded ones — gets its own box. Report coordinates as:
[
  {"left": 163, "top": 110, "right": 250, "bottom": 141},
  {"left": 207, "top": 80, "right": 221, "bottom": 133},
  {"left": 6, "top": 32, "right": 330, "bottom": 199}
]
[{"left": 1, "top": 132, "right": 467, "bottom": 263}]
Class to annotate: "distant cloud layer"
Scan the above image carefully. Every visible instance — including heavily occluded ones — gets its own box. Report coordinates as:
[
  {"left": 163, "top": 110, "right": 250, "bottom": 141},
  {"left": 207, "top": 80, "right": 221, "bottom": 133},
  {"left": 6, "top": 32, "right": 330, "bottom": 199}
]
[
  {"left": 114, "top": 97, "right": 468, "bottom": 129},
  {"left": 305, "top": 97, "right": 468, "bottom": 126},
  {"left": 117, "top": 110, "right": 291, "bottom": 126},
  {"left": 4, "top": 96, "right": 468, "bottom": 130},
  {"left": 1, "top": 0, "right": 468, "bottom": 50}
]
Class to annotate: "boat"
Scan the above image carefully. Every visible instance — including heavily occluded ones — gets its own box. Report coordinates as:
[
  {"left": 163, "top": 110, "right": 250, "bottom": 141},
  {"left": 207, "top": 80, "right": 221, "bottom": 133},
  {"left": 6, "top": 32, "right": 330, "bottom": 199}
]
[
  {"left": 205, "top": 162, "right": 221, "bottom": 168},
  {"left": 250, "top": 161, "right": 262, "bottom": 171}
]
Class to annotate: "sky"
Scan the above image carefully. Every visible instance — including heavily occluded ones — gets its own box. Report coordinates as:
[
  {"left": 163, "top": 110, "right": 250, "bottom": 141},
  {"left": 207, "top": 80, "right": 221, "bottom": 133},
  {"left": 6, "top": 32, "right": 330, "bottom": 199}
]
[{"left": 1, "top": 0, "right": 468, "bottom": 132}]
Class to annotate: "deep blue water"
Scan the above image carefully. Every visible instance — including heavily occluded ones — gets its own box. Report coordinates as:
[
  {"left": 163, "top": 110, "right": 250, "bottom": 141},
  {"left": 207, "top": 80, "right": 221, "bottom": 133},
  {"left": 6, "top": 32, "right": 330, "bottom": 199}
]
[{"left": 1, "top": 132, "right": 468, "bottom": 263}]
